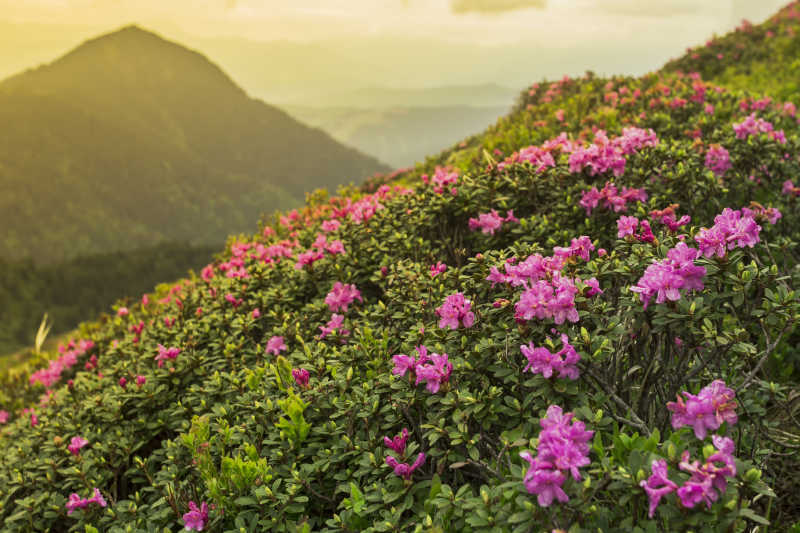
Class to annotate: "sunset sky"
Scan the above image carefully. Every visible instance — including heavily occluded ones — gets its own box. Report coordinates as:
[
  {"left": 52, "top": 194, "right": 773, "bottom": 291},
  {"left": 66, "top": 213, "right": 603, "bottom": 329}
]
[{"left": 0, "top": 0, "right": 789, "bottom": 103}]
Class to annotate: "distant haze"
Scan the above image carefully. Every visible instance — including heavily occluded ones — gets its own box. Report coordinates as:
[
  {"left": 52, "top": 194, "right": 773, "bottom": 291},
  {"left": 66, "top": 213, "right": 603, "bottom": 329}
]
[{"left": 0, "top": 0, "right": 789, "bottom": 105}]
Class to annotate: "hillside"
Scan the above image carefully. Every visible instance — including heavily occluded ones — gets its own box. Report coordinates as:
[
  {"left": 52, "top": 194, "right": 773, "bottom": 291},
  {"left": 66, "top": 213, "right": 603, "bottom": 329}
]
[
  {"left": 1, "top": 4, "right": 800, "bottom": 533},
  {"left": 0, "top": 25, "right": 388, "bottom": 263},
  {"left": 663, "top": 1, "right": 800, "bottom": 99},
  {"left": 283, "top": 105, "right": 509, "bottom": 167}
]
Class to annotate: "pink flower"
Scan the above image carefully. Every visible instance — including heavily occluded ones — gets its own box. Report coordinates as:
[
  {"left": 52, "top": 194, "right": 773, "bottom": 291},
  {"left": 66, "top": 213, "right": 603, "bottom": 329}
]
[
  {"left": 385, "top": 452, "right": 425, "bottom": 480},
  {"left": 521, "top": 334, "right": 580, "bottom": 380},
  {"left": 695, "top": 207, "right": 761, "bottom": 258},
  {"left": 468, "top": 209, "right": 505, "bottom": 235},
  {"left": 252, "top": 308, "right": 261, "bottom": 319},
  {"left": 155, "top": 344, "right": 180, "bottom": 368},
  {"left": 667, "top": 380, "right": 737, "bottom": 439},
  {"left": 136, "top": 375, "right": 147, "bottom": 387},
  {"left": 436, "top": 292, "right": 475, "bottom": 329},
  {"left": 519, "top": 405, "right": 593, "bottom": 507},
  {"left": 295, "top": 250, "right": 324, "bottom": 270},
  {"left": 30, "top": 413, "right": 39, "bottom": 426},
  {"left": 0, "top": 410, "right": 8, "bottom": 424},
  {"left": 617, "top": 216, "right": 639, "bottom": 238},
  {"left": 640, "top": 459, "right": 678, "bottom": 518},
  {"left": 266, "top": 336, "right": 287, "bottom": 356},
  {"left": 119, "top": 377, "right": 127, "bottom": 388},
  {"left": 519, "top": 455, "right": 569, "bottom": 507},
  {"left": 429, "top": 262, "right": 447, "bottom": 277},
  {"left": 182, "top": 501, "right": 209, "bottom": 531},
  {"left": 292, "top": 368, "right": 310, "bottom": 388},
  {"left": 65, "top": 488, "right": 106, "bottom": 515},
  {"left": 68, "top": 436, "right": 89, "bottom": 456},
  {"left": 631, "top": 243, "right": 705, "bottom": 309},
  {"left": 414, "top": 353, "right": 453, "bottom": 393},
  {"left": 704, "top": 145, "right": 731, "bottom": 177},
  {"left": 321, "top": 219, "right": 341, "bottom": 232},
  {"left": 325, "top": 282, "right": 363, "bottom": 312},
  {"left": 319, "top": 314, "right": 349, "bottom": 339},
  {"left": 383, "top": 428, "right": 409, "bottom": 455},
  {"left": 117, "top": 307, "right": 129, "bottom": 317}
]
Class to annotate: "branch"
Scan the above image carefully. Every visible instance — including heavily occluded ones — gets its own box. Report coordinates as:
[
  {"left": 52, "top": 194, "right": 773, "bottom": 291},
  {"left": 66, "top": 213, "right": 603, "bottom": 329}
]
[{"left": 583, "top": 366, "right": 652, "bottom": 436}]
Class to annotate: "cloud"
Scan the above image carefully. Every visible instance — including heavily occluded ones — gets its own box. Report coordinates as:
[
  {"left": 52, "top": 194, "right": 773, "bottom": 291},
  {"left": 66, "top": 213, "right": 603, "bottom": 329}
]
[{"left": 450, "top": 0, "right": 546, "bottom": 15}]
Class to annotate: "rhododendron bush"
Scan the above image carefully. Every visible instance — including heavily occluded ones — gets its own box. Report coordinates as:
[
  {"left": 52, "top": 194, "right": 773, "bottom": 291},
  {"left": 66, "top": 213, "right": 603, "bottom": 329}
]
[{"left": 3, "top": 8, "right": 800, "bottom": 532}]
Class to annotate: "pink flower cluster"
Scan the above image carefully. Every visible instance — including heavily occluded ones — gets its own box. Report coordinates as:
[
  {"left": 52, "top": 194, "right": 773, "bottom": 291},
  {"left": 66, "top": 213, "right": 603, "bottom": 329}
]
[
  {"left": 568, "top": 128, "right": 658, "bottom": 178},
  {"left": 641, "top": 436, "right": 737, "bottom": 517},
  {"left": 704, "top": 144, "right": 732, "bottom": 177},
  {"left": 292, "top": 368, "right": 310, "bottom": 388},
  {"left": 325, "top": 282, "right": 363, "bottom": 312},
  {"left": 732, "top": 112, "right": 773, "bottom": 139},
  {"left": 66, "top": 488, "right": 107, "bottom": 515},
  {"left": 392, "top": 345, "right": 453, "bottom": 393},
  {"left": 520, "top": 334, "right": 580, "bottom": 380},
  {"left": 421, "top": 166, "right": 459, "bottom": 194},
  {"left": 183, "top": 501, "right": 209, "bottom": 531},
  {"left": 468, "top": 209, "right": 519, "bottom": 235},
  {"left": 29, "top": 339, "right": 94, "bottom": 388},
  {"left": 694, "top": 207, "right": 763, "bottom": 259},
  {"left": 265, "top": 335, "right": 287, "bottom": 356},
  {"left": 616, "top": 216, "right": 655, "bottom": 242},
  {"left": 497, "top": 144, "right": 557, "bottom": 173},
  {"left": 429, "top": 262, "right": 447, "bottom": 278},
  {"left": 631, "top": 242, "right": 706, "bottom": 309},
  {"left": 68, "top": 436, "right": 89, "bottom": 456},
  {"left": 383, "top": 427, "right": 426, "bottom": 480},
  {"left": 386, "top": 453, "right": 426, "bottom": 481},
  {"left": 154, "top": 344, "right": 181, "bottom": 368},
  {"left": 515, "top": 276, "right": 580, "bottom": 325},
  {"left": 436, "top": 293, "right": 475, "bottom": 329},
  {"left": 579, "top": 181, "right": 648, "bottom": 215},
  {"left": 649, "top": 205, "right": 691, "bottom": 232},
  {"left": 319, "top": 314, "right": 350, "bottom": 339},
  {"left": 782, "top": 179, "right": 800, "bottom": 197},
  {"left": 667, "top": 380, "right": 738, "bottom": 439},
  {"left": 519, "top": 406, "right": 593, "bottom": 507},
  {"left": 384, "top": 428, "right": 409, "bottom": 455}
]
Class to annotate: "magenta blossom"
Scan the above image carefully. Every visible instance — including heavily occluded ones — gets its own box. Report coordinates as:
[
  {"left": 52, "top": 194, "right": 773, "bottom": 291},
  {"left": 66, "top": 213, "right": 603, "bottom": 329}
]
[
  {"left": 155, "top": 344, "right": 180, "bottom": 368},
  {"left": 325, "top": 282, "right": 363, "bottom": 312},
  {"left": 667, "top": 380, "right": 737, "bottom": 439},
  {"left": 182, "top": 501, "right": 209, "bottom": 531},
  {"left": 414, "top": 353, "right": 453, "bottom": 393},
  {"left": 292, "top": 368, "right": 310, "bottom": 388},
  {"left": 430, "top": 262, "right": 447, "bottom": 277},
  {"left": 266, "top": 335, "right": 287, "bottom": 356},
  {"left": 617, "top": 216, "right": 639, "bottom": 238},
  {"left": 631, "top": 243, "right": 705, "bottom": 309},
  {"left": 704, "top": 144, "right": 731, "bottom": 177},
  {"left": 436, "top": 292, "right": 475, "bottom": 329},
  {"left": 136, "top": 375, "right": 147, "bottom": 387},
  {"left": 519, "top": 454, "right": 569, "bottom": 507},
  {"left": 385, "top": 452, "right": 426, "bottom": 480},
  {"left": 520, "top": 406, "right": 593, "bottom": 507},
  {"left": 0, "top": 410, "right": 8, "bottom": 424},
  {"left": 640, "top": 459, "right": 678, "bottom": 518},
  {"left": 695, "top": 207, "right": 762, "bottom": 258},
  {"left": 68, "top": 436, "right": 89, "bottom": 456},
  {"left": 319, "top": 314, "right": 349, "bottom": 339},
  {"left": 65, "top": 488, "right": 106, "bottom": 515},
  {"left": 384, "top": 428, "right": 410, "bottom": 455},
  {"left": 521, "top": 334, "right": 580, "bottom": 380}
]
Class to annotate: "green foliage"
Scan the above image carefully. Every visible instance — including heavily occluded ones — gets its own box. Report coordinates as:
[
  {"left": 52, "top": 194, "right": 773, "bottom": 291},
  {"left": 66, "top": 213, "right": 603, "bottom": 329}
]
[{"left": 3, "top": 6, "right": 800, "bottom": 533}]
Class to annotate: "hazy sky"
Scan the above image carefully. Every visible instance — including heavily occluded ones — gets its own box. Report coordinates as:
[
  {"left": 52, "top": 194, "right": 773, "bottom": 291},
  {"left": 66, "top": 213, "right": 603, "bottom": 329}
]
[{"left": 0, "top": 1, "right": 790, "bottom": 103}]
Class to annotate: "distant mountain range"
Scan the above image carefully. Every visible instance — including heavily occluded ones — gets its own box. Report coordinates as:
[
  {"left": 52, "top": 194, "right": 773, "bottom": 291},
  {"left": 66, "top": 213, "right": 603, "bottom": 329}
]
[
  {"left": 283, "top": 105, "right": 510, "bottom": 168},
  {"left": 0, "top": 25, "right": 388, "bottom": 263}
]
